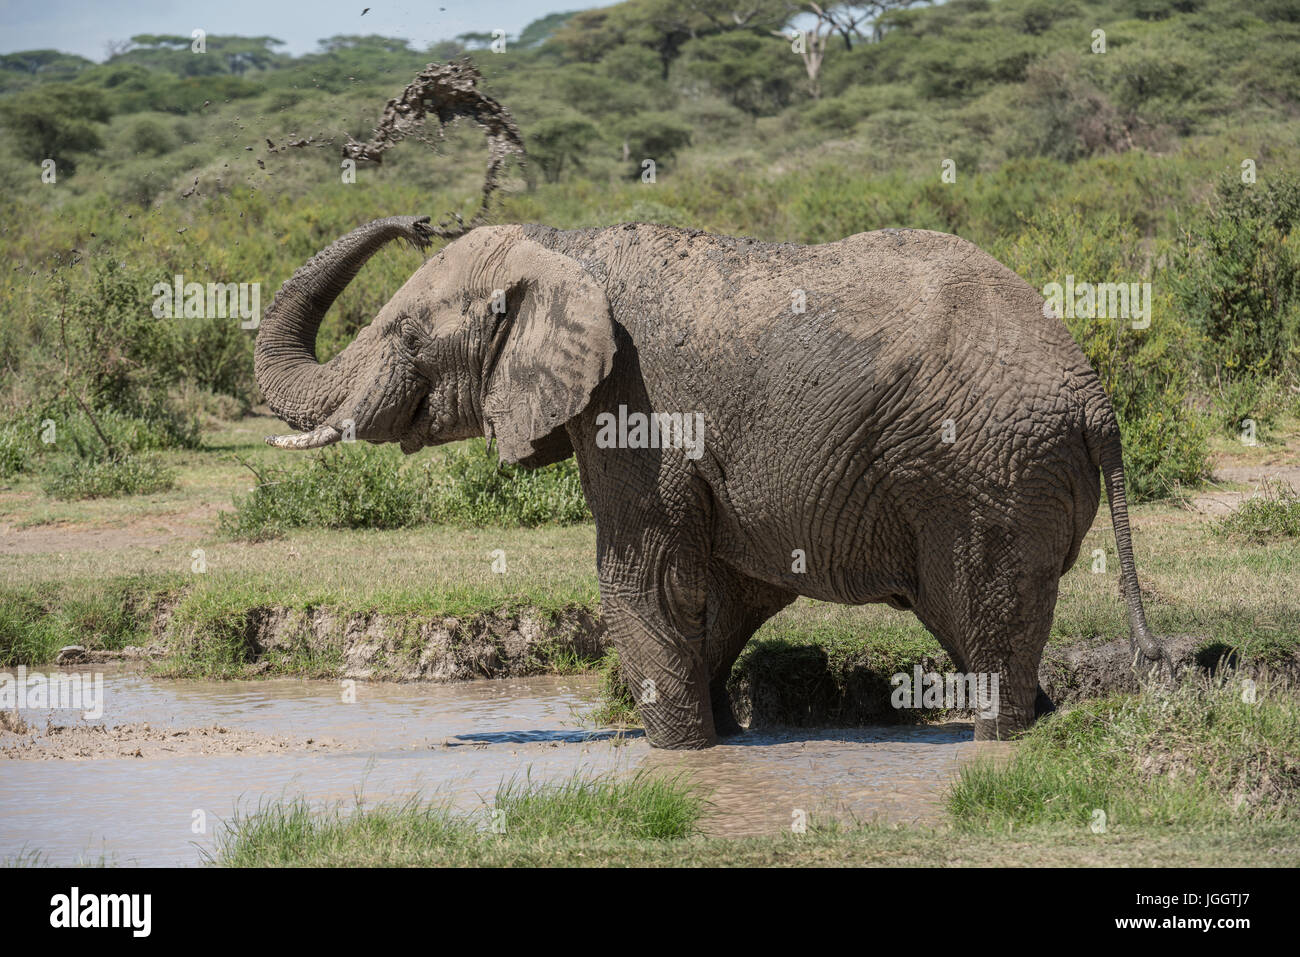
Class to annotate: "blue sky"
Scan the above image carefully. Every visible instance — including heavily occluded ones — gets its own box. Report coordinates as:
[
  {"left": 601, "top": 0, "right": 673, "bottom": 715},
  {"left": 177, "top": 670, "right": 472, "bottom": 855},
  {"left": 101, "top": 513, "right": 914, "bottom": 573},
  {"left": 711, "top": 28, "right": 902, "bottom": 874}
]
[{"left": 0, "top": 0, "right": 603, "bottom": 60}]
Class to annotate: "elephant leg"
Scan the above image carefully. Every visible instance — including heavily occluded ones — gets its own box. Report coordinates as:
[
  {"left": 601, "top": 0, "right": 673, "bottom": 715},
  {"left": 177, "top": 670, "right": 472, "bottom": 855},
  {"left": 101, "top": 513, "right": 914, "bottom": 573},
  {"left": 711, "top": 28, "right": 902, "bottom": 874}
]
[
  {"left": 583, "top": 449, "right": 718, "bottom": 749},
  {"left": 704, "top": 564, "right": 797, "bottom": 736},
  {"left": 916, "top": 520, "right": 1061, "bottom": 741}
]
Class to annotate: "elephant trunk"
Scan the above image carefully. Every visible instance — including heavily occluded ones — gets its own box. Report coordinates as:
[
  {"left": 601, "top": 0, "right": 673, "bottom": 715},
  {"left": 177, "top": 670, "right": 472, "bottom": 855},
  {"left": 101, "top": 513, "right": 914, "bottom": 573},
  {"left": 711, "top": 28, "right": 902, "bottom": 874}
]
[{"left": 255, "top": 216, "right": 434, "bottom": 445}]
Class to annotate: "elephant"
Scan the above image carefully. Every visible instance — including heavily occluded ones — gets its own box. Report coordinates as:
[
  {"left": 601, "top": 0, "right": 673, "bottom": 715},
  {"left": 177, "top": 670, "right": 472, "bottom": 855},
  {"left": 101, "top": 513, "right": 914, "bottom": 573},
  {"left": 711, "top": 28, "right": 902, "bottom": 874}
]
[{"left": 254, "top": 214, "right": 1170, "bottom": 748}]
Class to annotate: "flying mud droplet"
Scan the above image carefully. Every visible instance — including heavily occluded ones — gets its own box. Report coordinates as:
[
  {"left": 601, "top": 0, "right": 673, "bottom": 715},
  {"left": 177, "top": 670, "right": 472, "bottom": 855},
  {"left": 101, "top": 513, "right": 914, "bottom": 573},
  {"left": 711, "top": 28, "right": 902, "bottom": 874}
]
[{"left": 340, "top": 59, "right": 525, "bottom": 239}]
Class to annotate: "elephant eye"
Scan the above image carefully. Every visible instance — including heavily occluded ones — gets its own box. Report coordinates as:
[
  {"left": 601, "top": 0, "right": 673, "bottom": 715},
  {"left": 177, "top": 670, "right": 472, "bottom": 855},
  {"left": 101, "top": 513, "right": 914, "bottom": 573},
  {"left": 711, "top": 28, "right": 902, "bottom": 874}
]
[{"left": 400, "top": 321, "right": 422, "bottom": 353}]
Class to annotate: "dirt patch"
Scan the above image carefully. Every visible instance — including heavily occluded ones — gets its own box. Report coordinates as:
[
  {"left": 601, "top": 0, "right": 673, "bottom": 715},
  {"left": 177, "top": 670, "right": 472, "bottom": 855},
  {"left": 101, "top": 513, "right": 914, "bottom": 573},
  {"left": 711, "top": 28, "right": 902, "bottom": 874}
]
[
  {"left": 0, "top": 722, "right": 348, "bottom": 761},
  {"left": 1191, "top": 464, "right": 1300, "bottom": 516},
  {"left": 0, "top": 508, "right": 222, "bottom": 555},
  {"left": 1212, "top": 464, "right": 1300, "bottom": 490}
]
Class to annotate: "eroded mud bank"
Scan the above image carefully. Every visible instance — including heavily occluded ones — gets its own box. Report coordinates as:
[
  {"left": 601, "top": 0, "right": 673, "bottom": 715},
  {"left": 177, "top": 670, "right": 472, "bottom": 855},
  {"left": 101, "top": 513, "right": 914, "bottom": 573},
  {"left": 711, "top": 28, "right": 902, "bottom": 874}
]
[{"left": 53, "top": 599, "right": 1298, "bottom": 728}]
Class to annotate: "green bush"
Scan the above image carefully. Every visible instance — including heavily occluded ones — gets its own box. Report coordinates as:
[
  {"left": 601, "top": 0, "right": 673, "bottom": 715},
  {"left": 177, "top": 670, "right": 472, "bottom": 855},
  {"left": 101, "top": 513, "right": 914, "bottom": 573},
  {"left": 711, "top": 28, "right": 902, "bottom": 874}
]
[
  {"left": 617, "top": 111, "right": 692, "bottom": 177},
  {"left": 51, "top": 406, "right": 199, "bottom": 456},
  {"left": 525, "top": 110, "right": 601, "bottom": 184},
  {"left": 1215, "top": 479, "right": 1300, "bottom": 542},
  {"left": 424, "top": 440, "right": 590, "bottom": 527},
  {"left": 219, "top": 440, "right": 591, "bottom": 539},
  {"left": 2, "top": 404, "right": 194, "bottom": 496},
  {"left": 40, "top": 452, "right": 175, "bottom": 499},
  {"left": 117, "top": 115, "right": 176, "bottom": 156},
  {"left": 22, "top": 261, "right": 204, "bottom": 448},
  {"left": 0, "top": 83, "right": 109, "bottom": 170},
  {"left": 1174, "top": 173, "right": 1300, "bottom": 382},
  {"left": 218, "top": 444, "right": 424, "bottom": 538},
  {"left": 677, "top": 31, "right": 801, "bottom": 116},
  {"left": 1210, "top": 374, "right": 1286, "bottom": 437},
  {"left": 0, "top": 423, "right": 33, "bottom": 478}
]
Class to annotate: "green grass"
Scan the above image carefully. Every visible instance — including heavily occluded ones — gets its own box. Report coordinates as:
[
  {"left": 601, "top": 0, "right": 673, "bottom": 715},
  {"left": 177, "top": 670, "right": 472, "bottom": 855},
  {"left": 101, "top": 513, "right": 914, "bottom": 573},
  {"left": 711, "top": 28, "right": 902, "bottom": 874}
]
[
  {"left": 586, "top": 648, "right": 641, "bottom": 728},
  {"left": 1216, "top": 479, "right": 1300, "bottom": 543},
  {"left": 948, "top": 674, "right": 1300, "bottom": 831},
  {"left": 218, "top": 818, "right": 1300, "bottom": 867},
  {"left": 0, "top": 575, "right": 170, "bottom": 667},
  {"left": 41, "top": 453, "right": 176, "bottom": 500},
  {"left": 214, "top": 771, "right": 707, "bottom": 867}
]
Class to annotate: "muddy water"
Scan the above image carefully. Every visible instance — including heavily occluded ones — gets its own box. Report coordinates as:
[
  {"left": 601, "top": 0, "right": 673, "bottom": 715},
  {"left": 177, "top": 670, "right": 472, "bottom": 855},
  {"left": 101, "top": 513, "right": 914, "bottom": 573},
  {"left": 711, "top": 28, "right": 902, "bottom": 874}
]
[{"left": 0, "top": 668, "right": 980, "bottom": 865}]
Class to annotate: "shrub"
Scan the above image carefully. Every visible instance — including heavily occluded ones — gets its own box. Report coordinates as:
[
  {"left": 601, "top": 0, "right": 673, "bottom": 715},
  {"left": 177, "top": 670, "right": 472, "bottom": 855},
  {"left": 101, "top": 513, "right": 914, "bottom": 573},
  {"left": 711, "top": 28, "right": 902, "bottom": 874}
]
[
  {"left": 118, "top": 115, "right": 176, "bottom": 157},
  {"left": 218, "top": 444, "right": 424, "bottom": 538},
  {"left": 617, "top": 111, "right": 692, "bottom": 177},
  {"left": 677, "top": 31, "right": 801, "bottom": 116},
  {"left": 219, "top": 440, "right": 590, "bottom": 539},
  {"left": 41, "top": 452, "right": 175, "bottom": 499},
  {"left": 525, "top": 111, "right": 601, "bottom": 184},
  {"left": 1211, "top": 374, "right": 1286, "bottom": 437},
  {"left": 0, "top": 83, "right": 109, "bottom": 170},
  {"left": 31, "top": 260, "right": 203, "bottom": 449},
  {"left": 2, "top": 404, "right": 193, "bottom": 498},
  {"left": 0, "top": 423, "right": 33, "bottom": 478},
  {"left": 1174, "top": 173, "right": 1300, "bottom": 383},
  {"left": 1013, "top": 55, "right": 1132, "bottom": 161},
  {"left": 423, "top": 440, "right": 590, "bottom": 527},
  {"left": 1215, "top": 479, "right": 1300, "bottom": 542}
]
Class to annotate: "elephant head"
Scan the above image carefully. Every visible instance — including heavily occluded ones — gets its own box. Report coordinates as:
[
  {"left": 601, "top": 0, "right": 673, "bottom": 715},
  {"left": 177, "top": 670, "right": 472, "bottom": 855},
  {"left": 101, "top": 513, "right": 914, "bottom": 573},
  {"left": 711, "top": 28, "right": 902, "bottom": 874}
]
[{"left": 254, "top": 217, "right": 617, "bottom": 464}]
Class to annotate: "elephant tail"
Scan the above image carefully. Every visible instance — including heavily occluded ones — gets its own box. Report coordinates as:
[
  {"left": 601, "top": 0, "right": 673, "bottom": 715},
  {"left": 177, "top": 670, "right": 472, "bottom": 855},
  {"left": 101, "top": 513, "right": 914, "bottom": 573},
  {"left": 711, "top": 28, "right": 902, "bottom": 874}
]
[{"left": 1083, "top": 393, "right": 1171, "bottom": 674}]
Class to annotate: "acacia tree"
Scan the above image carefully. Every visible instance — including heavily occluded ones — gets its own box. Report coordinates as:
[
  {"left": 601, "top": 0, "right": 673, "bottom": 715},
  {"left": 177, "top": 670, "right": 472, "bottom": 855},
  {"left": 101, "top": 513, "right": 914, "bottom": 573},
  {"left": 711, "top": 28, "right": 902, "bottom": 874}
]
[
  {"left": 772, "top": 3, "right": 831, "bottom": 99},
  {"left": 773, "top": 1, "right": 929, "bottom": 97}
]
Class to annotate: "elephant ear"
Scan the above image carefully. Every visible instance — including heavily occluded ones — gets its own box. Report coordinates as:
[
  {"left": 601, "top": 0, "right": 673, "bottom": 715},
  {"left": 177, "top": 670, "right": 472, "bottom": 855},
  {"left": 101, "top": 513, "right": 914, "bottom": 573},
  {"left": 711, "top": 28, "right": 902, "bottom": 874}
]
[{"left": 481, "top": 240, "right": 616, "bottom": 464}]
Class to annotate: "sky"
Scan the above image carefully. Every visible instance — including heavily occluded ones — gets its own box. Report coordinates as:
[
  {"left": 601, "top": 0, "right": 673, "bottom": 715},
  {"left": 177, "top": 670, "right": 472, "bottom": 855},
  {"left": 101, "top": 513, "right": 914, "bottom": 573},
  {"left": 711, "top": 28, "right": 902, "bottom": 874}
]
[{"left": 0, "top": 0, "right": 603, "bottom": 61}]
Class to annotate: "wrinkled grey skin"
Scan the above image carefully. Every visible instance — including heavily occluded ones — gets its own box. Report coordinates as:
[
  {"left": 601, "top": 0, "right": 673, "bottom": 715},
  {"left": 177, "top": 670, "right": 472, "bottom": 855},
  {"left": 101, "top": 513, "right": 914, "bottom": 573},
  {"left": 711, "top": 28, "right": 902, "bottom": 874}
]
[{"left": 255, "top": 216, "right": 1170, "bottom": 748}]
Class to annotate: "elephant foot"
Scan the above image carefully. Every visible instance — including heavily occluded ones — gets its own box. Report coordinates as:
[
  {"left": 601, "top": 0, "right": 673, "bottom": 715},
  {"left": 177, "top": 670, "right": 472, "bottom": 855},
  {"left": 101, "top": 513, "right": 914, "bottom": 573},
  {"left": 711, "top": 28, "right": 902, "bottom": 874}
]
[
  {"left": 973, "top": 702, "right": 1034, "bottom": 741},
  {"left": 640, "top": 696, "right": 719, "bottom": 749},
  {"left": 647, "top": 731, "right": 718, "bottom": 750}
]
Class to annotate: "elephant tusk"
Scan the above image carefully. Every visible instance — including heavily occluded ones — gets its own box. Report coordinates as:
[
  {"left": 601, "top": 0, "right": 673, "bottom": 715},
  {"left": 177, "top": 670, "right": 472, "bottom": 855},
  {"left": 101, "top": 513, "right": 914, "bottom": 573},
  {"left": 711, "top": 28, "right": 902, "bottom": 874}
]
[{"left": 265, "top": 425, "right": 343, "bottom": 450}]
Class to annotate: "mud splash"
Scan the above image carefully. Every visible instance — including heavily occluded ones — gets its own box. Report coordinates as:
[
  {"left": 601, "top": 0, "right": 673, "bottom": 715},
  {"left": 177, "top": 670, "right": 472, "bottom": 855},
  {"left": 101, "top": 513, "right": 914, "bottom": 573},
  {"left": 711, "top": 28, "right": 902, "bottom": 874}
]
[
  {"left": 341, "top": 59, "right": 524, "bottom": 237},
  {"left": 0, "top": 668, "right": 983, "bottom": 865}
]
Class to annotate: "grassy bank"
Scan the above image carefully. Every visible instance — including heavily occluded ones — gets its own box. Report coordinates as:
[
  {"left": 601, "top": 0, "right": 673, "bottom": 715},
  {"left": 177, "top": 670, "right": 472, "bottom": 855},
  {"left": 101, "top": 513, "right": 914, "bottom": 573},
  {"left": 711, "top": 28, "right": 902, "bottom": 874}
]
[
  {"left": 214, "top": 677, "right": 1300, "bottom": 867},
  {"left": 217, "top": 820, "right": 1300, "bottom": 867}
]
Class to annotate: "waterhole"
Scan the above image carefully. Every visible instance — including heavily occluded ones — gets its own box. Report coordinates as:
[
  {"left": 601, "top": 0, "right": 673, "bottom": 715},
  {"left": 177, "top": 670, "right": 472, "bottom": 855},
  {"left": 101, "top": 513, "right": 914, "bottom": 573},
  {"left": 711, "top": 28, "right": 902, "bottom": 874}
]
[{"left": 0, "top": 666, "right": 983, "bottom": 864}]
